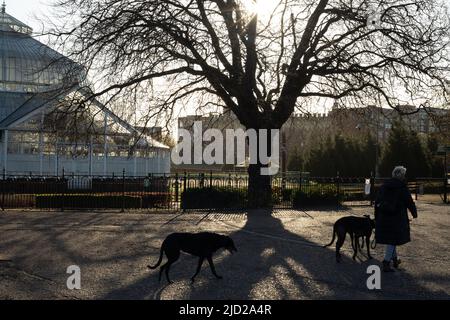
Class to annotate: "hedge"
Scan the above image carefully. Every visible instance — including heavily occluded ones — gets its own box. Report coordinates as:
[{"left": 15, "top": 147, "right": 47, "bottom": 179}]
[
  {"left": 292, "top": 185, "right": 339, "bottom": 208},
  {"left": 35, "top": 194, "right": 164, "bottom": 209},
  {"left": 181, "top": 187, "right": 246, "bottom": 209},
  {"left": 141, "top": 193, "right": 170, "bottom": 208},
  {"left": 341, "top": 191, "right": 368, "bottom": 201}
]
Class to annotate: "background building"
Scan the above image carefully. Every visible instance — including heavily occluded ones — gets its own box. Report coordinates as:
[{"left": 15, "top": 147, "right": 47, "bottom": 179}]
[{"left": 176, "top": 103, "right": 450, "bottom": 173}]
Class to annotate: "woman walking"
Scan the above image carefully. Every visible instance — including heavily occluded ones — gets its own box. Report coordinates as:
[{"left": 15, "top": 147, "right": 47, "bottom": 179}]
[{"left": 375, "top": 166, "right": 418, "bottom": 272}]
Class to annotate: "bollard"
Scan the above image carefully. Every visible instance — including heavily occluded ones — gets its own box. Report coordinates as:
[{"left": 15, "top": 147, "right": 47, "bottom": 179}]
[{"left": 175, "top": 173, "right": 179, "bottom": 208}]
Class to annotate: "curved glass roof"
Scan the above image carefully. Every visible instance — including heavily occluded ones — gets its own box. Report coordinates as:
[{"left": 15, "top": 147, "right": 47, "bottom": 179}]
[
  {"left": 0, "top": 4, "right": 168, "bottom": 150},
  {"left": 0, "top": 3, "right": 82, "bottom": 93},
  {"left": 0, "top": 3, "right": 32, "bottom": 35},
  {"left": 0, "top": 3, "right": 83, "bottom": 126}
]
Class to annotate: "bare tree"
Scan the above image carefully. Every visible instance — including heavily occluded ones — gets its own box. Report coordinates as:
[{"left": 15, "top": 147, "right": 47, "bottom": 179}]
[{"left": 47, "top": 0, "right": 449, "bottom": 207}]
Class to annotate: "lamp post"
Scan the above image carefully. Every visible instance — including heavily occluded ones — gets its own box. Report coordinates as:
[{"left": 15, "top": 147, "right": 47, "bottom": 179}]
[
  {"left": 356, "top": 122, "right": 379, "bottom": 178},
  {"left": 437, "top": 145, "right": 449, "bottom": 203},
  {"left": 374, "top": 128, "right": 380, "bottom": 178},
  {"left": 375, "top": 110, "right": 381, "bottom": 178}
]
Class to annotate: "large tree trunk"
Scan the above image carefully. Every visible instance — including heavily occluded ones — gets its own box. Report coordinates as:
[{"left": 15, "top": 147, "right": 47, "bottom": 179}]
[
  {"left": 248, "top": 162, "right": 272, "bottom": 208},
  {"left": 246, "top": 126, "right": 274, "bottom": 208}
]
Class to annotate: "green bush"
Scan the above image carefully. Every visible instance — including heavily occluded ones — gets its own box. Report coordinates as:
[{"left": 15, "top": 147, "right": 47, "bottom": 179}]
[
  {"left": 341, "top": 191, "right": 367, "bottom": 201},
  {"left": 418, "top": 183, "right": 444, "bottom": 195},
  {"left": 36, "top": 195, "right": 141, "bottom": 209},
  {"left": 281, "top": 188, "right": 294, "bottom": 201},
  {"left": 271, "top": 187, "right": 282, "bottom": 205},
  {"left": 141, "top": 193, "right": 170, "bottom": 208},
  {"left": 181, "top": 187, "right": 246, "bottom": 209},
  {"left": 272, "top": 187, "right": 295, "bottom": 203},
  {"left": 292, "top": 184, "right": 339, "bottom": 208}
]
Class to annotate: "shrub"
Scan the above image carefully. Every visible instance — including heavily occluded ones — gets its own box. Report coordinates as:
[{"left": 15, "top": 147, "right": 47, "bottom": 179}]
[
  {"left": 181, "top": 187, "right": 246, "bottom": 209},
  {"left": 141, "top": 193, "right": 170, "bottom": 208},
  {"left": 341, "top": 191, "right": 367, "bottom": 201},
  {"left": 91, "top": 177, "right": 170, "bottom": 193},
  {"left": 3, "top": 179, "right": 65, "bottom": 194},
  {"left": 272, "top": 187, "right": 295, "bottom": 203},
  {"left": 292, "top": 184, "right": 339, "bottom": 208},
  {"left": 36, "top": 194, "right": 141, "bottom": 209},
  {"left": 281, "top": 188, "right": 294, "bottom": 201},
  {"left": 271, "top": 187, "right": 282, "bottom": 205}
]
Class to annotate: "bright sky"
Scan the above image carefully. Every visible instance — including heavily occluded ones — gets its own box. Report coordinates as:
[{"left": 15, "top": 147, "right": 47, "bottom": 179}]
[
  {"left": 10, "top": 0, "right": 450, "bottom": 28},
  {"left": 4, "top": 0, "right": 49, "bottom": 32},
  {"left": 6, "top": 0, "right": 450, "bottom": 122}
]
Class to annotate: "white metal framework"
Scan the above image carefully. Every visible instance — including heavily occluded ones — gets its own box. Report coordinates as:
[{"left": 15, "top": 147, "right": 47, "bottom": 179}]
[{"left": 0, "top": 4, "right": 170, "bottom": 176}]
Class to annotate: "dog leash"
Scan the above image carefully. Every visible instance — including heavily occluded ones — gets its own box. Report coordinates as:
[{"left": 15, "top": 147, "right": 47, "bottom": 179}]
[
  {"left": 370, "top": 229, "right": 377, "bottom": 249},
  {"left": 357, "top": 235, "right": 377, "bottom": 250}
]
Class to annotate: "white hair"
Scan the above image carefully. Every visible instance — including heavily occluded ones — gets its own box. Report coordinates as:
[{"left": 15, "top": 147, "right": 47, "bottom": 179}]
[{"left": 392, "top": 166, "right": 407, "bottom": 179}]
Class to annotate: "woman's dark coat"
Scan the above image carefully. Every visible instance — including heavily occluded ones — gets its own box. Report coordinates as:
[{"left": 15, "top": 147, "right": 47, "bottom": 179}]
[{"left": 375, "top": 178, "right": 417, "bottom": 245}]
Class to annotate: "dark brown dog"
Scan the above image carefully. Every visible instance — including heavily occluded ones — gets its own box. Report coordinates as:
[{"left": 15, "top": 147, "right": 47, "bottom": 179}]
[
  {"left": 324, "top": 215, "right": 375, "bottom": 262},
  {"left": 148, "top": 232, "right": 237, "bottom": 283}
]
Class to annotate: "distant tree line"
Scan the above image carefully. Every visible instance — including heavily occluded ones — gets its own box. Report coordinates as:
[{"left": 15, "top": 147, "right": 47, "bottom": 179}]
[{"left": 288, "top": 122, "right": 445, "bottom": 178}]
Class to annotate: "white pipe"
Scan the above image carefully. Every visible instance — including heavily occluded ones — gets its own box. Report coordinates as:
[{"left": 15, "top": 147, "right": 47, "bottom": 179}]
[
  {"left": 89, "top": 135, "right": 93, "bottom": 176},
  {"left": 104, "top": 113, "right": 108, "bottom": 176},
  {"left": 39, "top": 112, "right": 44, "bottom": 175},
  {"left": 54, "top": 137, "right": 58, "bottom": 176}
]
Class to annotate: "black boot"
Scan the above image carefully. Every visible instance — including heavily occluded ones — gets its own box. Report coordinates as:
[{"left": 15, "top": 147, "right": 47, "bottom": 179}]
[
  {"left": 392, "top": 257, "right": 402, "bottom": 269},
  {"left": 382, "top": 260, "right": 395, "bottom": 272}
]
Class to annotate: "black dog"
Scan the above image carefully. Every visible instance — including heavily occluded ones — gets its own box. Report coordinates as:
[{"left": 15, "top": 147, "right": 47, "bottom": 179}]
[
  {"left": 148, "top": 232, "right": 237, "bottom": 283},
  {"left": 324, "top": 215, "right": 375, "bottom": 262}
]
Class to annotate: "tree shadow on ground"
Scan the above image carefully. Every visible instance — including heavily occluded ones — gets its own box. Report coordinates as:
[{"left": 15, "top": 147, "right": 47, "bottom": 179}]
[{"left": 102, "top": 209, "right": 449, "bottom": 300}]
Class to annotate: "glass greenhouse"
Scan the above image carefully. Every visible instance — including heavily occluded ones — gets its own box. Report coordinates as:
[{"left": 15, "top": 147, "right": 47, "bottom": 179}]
[{"left": 0, "top": 3, "right": 170, "bottom": 176}]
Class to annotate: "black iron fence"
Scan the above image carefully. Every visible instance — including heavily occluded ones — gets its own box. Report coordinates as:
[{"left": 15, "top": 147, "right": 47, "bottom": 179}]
[{"left": 0, "top": 170, "right": 447, "bottom": 211}]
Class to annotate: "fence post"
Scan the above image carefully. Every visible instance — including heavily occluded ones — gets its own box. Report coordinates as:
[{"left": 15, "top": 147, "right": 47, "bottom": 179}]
[
  {"left": 336, "top": 171, "right": 340, "bottom": 208},
  {"left": 182, "top": 172, "right": 187, "bottom": 211},
  {"left": 61, "top": 168, "right": 65, "bottom": 212},
  {"left": 175, "top": 173, "right": 179, "bottom": 206},
  {"left": 370, "top": 171, "right": 375, "bottom": 206},
  {"left": 415, "top": 181, "right": 418, "bottom": 201},
  {"left": 299, "top": 172, "right": 302, "bottom": 194},
  {"left": 1, "top": 168, "right": 5, "bottom": 211},
  {"left": 444, "top": 153, "right": 448, "bottom": 204},
  {"left": 209, "top": 171, "right": 213, "bottom": 188},
  {"left": 200, "top": 172, "right": 205, "bottom": 188},
  {"left": 444, "top": 177, "right": 448, "bottom": 204},
  {"left": 121, "top": 169, "right": 125, "bottom": 213}
]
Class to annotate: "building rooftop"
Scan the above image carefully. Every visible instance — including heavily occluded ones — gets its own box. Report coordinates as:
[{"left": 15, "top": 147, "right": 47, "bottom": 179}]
[{"left": 0, "top": 2, "right": 32, "bottom": 35}]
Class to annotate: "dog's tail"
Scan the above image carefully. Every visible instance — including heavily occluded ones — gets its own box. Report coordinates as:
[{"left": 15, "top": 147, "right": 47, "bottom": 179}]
[
  {"left": 323, "top": 226, "right": 336, "bottom": 248},
  {"left": 147, "top": 246, "right": 164, "bottom": 269}
]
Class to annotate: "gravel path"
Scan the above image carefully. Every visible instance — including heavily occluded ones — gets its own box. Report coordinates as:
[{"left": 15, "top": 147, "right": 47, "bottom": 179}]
[{"left": 0, "top": 203, "right": 449, "bottom": 299}]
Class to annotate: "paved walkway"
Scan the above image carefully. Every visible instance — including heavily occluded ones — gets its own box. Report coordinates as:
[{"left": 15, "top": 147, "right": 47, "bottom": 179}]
[{"left": 0, "top": 203, "right": 449, "bottom": 299}]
